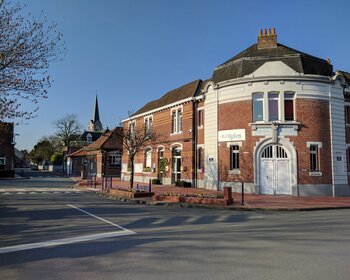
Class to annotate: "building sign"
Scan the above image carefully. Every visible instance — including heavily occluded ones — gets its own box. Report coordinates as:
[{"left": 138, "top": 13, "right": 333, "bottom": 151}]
[{"left": 218, "top": 129, "right": 245, "bottom": 142}]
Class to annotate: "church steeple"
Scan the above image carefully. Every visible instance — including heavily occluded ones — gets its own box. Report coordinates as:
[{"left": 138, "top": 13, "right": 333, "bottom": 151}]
[
  {"left": 92, "top": 95, "right": 100, "bottom": 123},
  {"left": 87, "top": 95, "right": 103, "bottom": 132}
]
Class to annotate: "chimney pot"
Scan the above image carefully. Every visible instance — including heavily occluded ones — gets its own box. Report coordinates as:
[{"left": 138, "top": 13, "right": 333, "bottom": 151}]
[{"left": 257, "top": 28, "right": 278, "bottom": 49}]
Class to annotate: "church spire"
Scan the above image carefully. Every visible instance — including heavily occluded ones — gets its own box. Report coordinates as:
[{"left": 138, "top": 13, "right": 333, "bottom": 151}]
[
  {"left": 93, "top": 95, "right": 100, "bottom": 123},
  {"left": 87, "top": 95, "right": 103, "bottom": 132}
]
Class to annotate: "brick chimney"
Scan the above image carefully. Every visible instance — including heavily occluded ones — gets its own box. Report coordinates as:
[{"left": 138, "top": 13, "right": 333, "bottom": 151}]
[{"left": 257, "top": 28, "right": 277, "bottom": 49}]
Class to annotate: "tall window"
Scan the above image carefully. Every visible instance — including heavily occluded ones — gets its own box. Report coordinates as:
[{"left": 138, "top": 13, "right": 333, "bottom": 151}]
[
  {"left": 129, "top": 121, "right": 135, "bottom": 136},
  {"left": 310, "top": 145, "right": 319, "bottom": 171},
  {"left": 197, "top": 147, "right": 203, "bottom": 169},
  {"left": 230, "top": 145, "right": 239, "bottom": 170},
  {"left": 198, "top": 109, "right": 204, "bottom": 127},
  {"left": 253, "top": 93, "right": 264, "bottom": 122},
  {"left": 144, "top": 116, "right": 153, "bottom": 133},
  {"left": 284, "top": 93, "right": 294, "bottom": 121},
  {"left": 268, "top": 93, "right": 279, "bottom": 121},
  {"left": 345, "top": 106, "right": 350, "bottom": 125},
  {"left": 145, "top": 149, "right": 152, "bottom": 169},
  {"left": 172, "top": 109, "right": 182, "bottom": 133}
]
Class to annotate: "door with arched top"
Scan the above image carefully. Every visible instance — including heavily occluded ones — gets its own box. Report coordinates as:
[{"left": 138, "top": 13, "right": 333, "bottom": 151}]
[{"left": 260, "top": 145, "right": 291, "bottom": 195}]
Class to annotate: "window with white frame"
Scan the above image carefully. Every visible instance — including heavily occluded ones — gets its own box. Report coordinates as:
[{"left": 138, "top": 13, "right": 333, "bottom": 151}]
[
  {"left": 252, "top": 93, "right": 264, "bottom": 122},
  {"left": 198, "top": 109, "right": 204, "bottom": 127},
  {"left": 230, "top": 145, "right": 239, "bottom": 170},
  {"left": 86, "top": 133, "right": 92, "bottom": 143},
  {"left": 252, "top": 91, "right": 296, "bottom": 122},
  {"left": 310, "top": 145, "right": 319, "bottom": 171},
  {"left": 144, "top": 116, "right": 153, "bottom": 134},
  {"left": 268, "top": 92, "right": 279, "bottom": 121},
  {"left": 129, "top": 121, "right": 136, "bottom": 136},
  {"left": 284, "top": 92, "right": 295, "bottom": 121},
  {"left": 109, "top": 151, "right": 122, "bottom": 166},
  {"left": 171, "top": 108, "right": 182, "bottom": 133},
  {"left": 144, "top": 149, "right": 152, "bottom": 170}
]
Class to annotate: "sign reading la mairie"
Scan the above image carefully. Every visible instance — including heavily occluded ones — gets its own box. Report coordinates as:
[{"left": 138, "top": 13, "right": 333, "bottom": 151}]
[{"left": 218, "top": 129, "right": 246, "bottom": 142}]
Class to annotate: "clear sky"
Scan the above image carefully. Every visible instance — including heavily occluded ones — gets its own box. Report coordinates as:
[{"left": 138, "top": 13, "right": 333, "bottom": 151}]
[{"left": 14, "top": 0, "right": 350, "bottom": 151}]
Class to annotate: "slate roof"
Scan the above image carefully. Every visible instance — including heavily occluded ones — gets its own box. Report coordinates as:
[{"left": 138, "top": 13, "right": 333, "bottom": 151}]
[
  {"left": 338, "top": 70, "right": 350, "bottom": 84},
  {"left": 212, "top": 43, "right": 334, "bottom": 83},
  {"left": 79, "top": 131, "right": 103, "bottom": 142},
  {"left": 68, "top": 128, "right": 122, "bottom": 157},
  {"left": 132, "top": 80, "right": 202, "bottom": 116}
]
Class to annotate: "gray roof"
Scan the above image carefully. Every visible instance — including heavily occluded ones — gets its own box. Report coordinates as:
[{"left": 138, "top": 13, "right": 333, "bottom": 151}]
[
  {"left": 212, "top": 43, "right": 333, "bottom": 83},
  {"left": 132, "top": 80, "right": 202, "bottom": 116}
]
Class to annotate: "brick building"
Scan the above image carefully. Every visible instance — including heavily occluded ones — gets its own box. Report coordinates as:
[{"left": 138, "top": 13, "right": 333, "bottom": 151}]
[
  {"left": 121, "top": 29, "right": 350, "bottom": 196},
  {"left": 67, "top": 127, "right": 123, "bottom": 178},
  {"left": 0, "top": 122, "right": 15, "bottom": 177}
]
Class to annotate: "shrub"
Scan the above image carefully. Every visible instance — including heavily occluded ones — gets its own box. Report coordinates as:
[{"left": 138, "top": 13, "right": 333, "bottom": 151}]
[
  {"left": 152, "top": 178, "right": 161, "bottom": 185},
  {"left": 177, "top": 180, "right": 191, "bottom": 188}
]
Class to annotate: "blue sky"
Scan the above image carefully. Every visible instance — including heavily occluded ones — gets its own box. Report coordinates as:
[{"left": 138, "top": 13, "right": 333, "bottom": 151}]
[{"left": 14, "top": 0, "right": 350, "bottom": 150}]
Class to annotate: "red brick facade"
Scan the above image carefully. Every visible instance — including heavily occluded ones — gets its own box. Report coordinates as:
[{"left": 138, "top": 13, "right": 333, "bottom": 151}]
[{"left": 0, "top": 122, "right": 15, "bottom": 177}]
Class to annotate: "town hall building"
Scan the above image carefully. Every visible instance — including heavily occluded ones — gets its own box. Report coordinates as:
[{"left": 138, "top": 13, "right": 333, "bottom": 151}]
[{"left": 121, "top": 29, "right": 350, "bottom": 196}]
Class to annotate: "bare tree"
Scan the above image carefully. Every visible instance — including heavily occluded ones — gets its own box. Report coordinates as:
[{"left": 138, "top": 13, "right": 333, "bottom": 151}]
[
  {"left": 118, "top": 118, "right": 159, "bottom": 189},
  {"left": 0, "top": 2, "right": 66, "bottom": 122},
  {"left": 53, "top": 114, "right": 82, "bottom": 146}
]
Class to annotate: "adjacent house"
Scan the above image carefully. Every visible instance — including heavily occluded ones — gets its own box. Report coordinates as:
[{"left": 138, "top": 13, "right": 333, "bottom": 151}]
[
  {"left": 121, "top": 29, "right": 350, "bottom": 197},
  {"left": 0, "top": 122, "right": 15, "bottom": 177},
  {"left": 67, "top": 127, "right": 123, "bottom": 178}
]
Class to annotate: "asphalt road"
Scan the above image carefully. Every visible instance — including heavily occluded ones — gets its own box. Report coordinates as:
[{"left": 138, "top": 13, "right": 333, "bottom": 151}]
[{"left": 1, "top": 171, "right": 350, "bottom": 280}]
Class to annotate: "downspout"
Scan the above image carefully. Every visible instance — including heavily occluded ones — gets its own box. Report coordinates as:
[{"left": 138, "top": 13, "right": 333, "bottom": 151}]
[{"left": 193, "top": 99, "right": 198, "bottom": 188}]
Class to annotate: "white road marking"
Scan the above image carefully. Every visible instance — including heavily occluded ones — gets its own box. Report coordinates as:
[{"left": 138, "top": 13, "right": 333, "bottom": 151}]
[
  {"left": 0, "top": 231, "right": 134, "bottom": 254},
  {"left": 0, "top": 204, "right": 136, "bottom": 254},
  {"left": 67, "top": 204, "right": 134, "bottom": 233}
]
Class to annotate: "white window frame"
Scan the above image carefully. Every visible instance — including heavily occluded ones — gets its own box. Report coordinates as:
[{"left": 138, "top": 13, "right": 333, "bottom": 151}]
[
  {"left": 252, "top": 91, "right": 296, "bottom": 123},
  {"left": 144, "top": 115, "right": 153, "bottom": 134},
  {"left": 307, "top": 142, "right": 322, "bottom": 176},
  {"left": 197, "top": 107, "right": 204, "bottom": 128},
  {"left": 110, "top": 151, "right": 122, "bottom": 166},
  {"left": 170, "top": 106, "right": 183, "bottom": 134}
]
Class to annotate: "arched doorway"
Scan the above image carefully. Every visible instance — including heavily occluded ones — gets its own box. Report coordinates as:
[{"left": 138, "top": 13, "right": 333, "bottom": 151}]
[{"left": 259, "top": 144, "right": 291, "bottom": 195}]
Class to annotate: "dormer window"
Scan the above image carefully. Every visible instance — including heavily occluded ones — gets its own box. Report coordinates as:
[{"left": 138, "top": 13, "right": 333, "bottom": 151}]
[{"left": 87, "top": 133, "right": 92, "bottom": 143}]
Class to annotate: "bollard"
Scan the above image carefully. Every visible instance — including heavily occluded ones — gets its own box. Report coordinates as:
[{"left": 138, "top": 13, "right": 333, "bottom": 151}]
[
  {"left": 224, "top": 187, "right": 233, "bottom": 206},
  {"left": 241, "top": 182, "right": 244, "bottom": 206},
  {"left": 149, "top": 179, "right": 152, "bottom": 197}
]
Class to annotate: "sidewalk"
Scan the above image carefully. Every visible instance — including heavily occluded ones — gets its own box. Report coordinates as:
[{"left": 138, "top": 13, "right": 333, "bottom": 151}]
[{"left": 73, "top": 177, "right": 350, "bottom": 211}]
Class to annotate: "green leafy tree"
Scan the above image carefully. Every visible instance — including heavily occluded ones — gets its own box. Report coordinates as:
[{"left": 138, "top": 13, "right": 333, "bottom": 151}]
[{"left": 29, "top": 137, "right": 55, "bottom": 165}]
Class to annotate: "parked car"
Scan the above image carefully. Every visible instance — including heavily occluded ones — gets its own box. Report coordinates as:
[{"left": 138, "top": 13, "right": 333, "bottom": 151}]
[{"left": 30, "top": 164, "right": 38, "bottom": 170}]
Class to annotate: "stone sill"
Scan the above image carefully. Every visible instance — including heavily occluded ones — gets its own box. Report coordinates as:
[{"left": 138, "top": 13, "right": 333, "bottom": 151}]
[{"left": 309, "top": 171, "right": 322, "bottom": 176}]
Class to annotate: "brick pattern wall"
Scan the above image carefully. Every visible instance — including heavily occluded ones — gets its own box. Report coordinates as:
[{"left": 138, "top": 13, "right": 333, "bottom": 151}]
[
  {"left": 217, "top": 98, "right": 333, "bottom": 186},
  {"left": 122, "top": 101, "right": 196, "bottom": 183}
]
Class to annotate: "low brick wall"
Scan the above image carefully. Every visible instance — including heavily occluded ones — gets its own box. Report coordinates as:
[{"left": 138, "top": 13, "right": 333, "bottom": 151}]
[
  {"left": 152, "top": 195, "right": 231, "bottom": 206},
  {"left": 109, "top": 189, "right": 153, "bottom": 198}
]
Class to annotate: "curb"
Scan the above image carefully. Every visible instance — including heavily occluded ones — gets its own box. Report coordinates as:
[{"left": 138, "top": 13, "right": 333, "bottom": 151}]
[{"left": 73, "top": 186, "right": 350, "bottom": 212}]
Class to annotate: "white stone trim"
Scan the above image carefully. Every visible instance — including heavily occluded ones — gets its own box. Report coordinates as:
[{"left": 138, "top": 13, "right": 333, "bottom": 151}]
[
  {"left": 254, "top": 138, "right": 297, "bottom": 195},
  {"left": 226, "top": 141, "right": 242, "bottom": 148},
  {"left": 306, "top": 141, "right": 323, "bottom": 148},
  {"left": 170, "top": 143, "right": 183, "bottom": 150}
]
